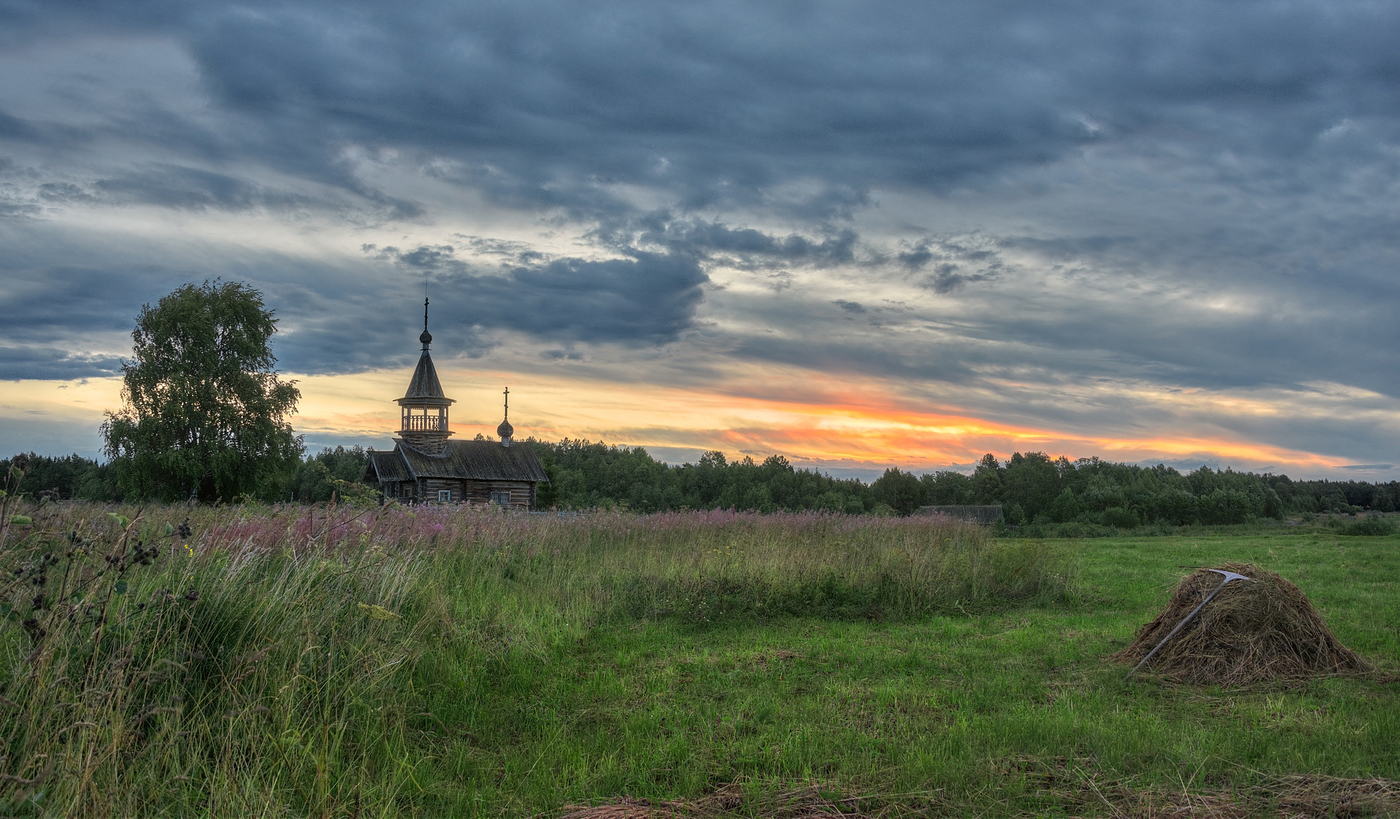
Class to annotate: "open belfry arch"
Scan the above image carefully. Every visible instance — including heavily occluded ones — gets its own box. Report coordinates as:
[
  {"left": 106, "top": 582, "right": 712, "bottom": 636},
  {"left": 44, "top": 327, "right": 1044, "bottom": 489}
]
[{"left": 364, "top": 299, "right": 548, "bottom": 507}]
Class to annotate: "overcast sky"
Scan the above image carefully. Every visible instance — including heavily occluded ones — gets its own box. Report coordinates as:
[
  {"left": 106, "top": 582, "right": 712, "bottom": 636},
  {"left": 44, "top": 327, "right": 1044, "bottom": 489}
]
[{"left": 3, "top": 0, "right": 1399, "bottom": 480}]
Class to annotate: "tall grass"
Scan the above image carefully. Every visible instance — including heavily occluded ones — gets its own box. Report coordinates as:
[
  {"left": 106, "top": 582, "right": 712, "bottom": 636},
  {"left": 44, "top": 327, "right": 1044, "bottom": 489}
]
[{"left": 0, "top": 502, "right": 1073, "bottom": 817}]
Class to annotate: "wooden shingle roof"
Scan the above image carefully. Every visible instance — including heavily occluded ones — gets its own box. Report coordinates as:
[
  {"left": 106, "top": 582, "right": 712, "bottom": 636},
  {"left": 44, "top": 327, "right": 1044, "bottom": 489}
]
[
  {"left": 398, "top": 350, "right": 452, "bottom": 406},
  {"left": 365, "top": 450, "right": 412, "bottom": 483},
  {"left": 367, "top": 440, "right": 548, "bottom": 484}
]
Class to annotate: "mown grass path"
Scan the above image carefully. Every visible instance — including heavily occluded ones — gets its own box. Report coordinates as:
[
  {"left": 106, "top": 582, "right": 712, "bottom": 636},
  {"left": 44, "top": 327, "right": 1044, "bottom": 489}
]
[{"left": 430, "top": 533, "right": 1399, "bottom": 816}]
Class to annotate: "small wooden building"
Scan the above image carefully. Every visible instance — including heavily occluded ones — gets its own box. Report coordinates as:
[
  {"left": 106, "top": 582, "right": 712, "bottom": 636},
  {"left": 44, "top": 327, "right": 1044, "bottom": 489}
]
[
  {"left": 915, "top": 505, "right": 1004, "bottom": 525},
  {"left": 364, "top": 300, "right": 548, "bottom": 508}
]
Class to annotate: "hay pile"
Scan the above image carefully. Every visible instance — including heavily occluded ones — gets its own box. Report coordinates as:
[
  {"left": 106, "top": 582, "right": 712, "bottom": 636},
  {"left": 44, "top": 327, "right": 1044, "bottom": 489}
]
[{"left": 1113, "top": 562, "right": 1370, "bottom": 686}]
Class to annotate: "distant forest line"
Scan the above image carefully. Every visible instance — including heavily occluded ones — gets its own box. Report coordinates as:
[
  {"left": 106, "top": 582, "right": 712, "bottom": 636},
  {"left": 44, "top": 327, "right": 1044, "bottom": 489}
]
[{"left": 4, "top": 442, "right": 1398, "bottom": 530}]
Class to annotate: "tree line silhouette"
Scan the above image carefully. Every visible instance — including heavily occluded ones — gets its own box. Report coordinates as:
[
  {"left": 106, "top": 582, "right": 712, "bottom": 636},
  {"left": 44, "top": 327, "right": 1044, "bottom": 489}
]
[{"left": 5, "top": 443, "right": 1397, "bottom": 528}]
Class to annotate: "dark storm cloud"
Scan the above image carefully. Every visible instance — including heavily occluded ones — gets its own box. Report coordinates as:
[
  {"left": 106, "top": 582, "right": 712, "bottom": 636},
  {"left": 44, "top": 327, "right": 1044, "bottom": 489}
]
[
  {"left": 264, "top": 279, "right": 495, "bottom": 375},
  {"left": 891, "top": 237, "right": 1009, "bottom": 293},
  {"left": 92, "top": 165, "right": 285, "bottom": 211},
  {"left": 0, "top": 197, "right": 39, "bottom": 219},
  {"left": 474, "top": 253, "right": 708, "bottom": 345},
  {"left": 8, "top": 0, "right": 1400, "bottom": 232},
  {"left": 0, "top": 224, "right": 442, "bottom": 378},
  {"left": 5, "top": 0, "right": 1400, "bottom": 223},
  {"left": 954, "top": 298, "right": 1353, "bottom": 397},
  {"left": 0, "top": 263, "right": 155, "bottom": 345},
  {"left": 923, "top": 264, "right": 996, "bottom": 295},
  {"left": 0, "top": 108, "right": 39, "bottom": 141},
  {"left": 372, "top": 245, "right": 708, "bottom": 346},
  {"left": 161, "top": 2, "right": 1400, "bottom": 212},
  {"left": 0, "top": 346, "right": 123, "bottom": 380},
  {"left": 0, "top": 159, "right": 40, "bottom": 218},
  {"left": 897, "top": 244, "right": 935, "bottom": 271},
  {"left": 970, "top": 228, "right": 1400, "bottom": 401},
  {"left": 392, "top": 244, "right": 457, "bottom": 270},
  {"left": 32, "top": 165, "right": 420, "bottom": 222},
  {"left": 895, "top": 237, "right": 1006, "bottom": 291},
  {"left": 0, "top": 4, "right": 1173, "bottom": 212},
  {"left": 37, "top": 182, "right": 100, "bottom": 205}
]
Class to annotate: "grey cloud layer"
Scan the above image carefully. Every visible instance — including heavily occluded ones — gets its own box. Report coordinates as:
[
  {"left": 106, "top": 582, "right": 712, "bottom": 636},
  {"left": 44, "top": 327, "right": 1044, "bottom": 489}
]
[
  {"left": 371, "top": 244, "right": 708, "bottom": 346},
  {"left": 3, "top": 0, "right": 1400, "bottom": 471},
  {"left": 11, "top": 1, "right": 1398, "bottom": 212}
]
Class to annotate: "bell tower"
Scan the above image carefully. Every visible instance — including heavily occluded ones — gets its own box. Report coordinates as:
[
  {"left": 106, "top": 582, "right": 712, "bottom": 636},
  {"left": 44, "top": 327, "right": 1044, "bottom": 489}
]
[{"left": 394, "top": 298, "right": 455, "bottom": 455}]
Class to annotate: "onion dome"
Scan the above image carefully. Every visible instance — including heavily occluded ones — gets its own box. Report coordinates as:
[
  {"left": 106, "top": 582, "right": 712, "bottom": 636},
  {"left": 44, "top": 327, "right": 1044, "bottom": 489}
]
[{"left": 498, "top": 386, "right": 514, "bottom": 446}]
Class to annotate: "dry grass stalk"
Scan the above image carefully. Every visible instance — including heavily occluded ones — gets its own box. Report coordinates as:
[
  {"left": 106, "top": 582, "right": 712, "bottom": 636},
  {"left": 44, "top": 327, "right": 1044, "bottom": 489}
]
[
  {"left": 551, "top": 774, "right": 1400, "bottom": 819},
  {"left": 554, "top": 783, "right": 886, "bottom": 818},
  {"left": 557, "top": 798, "right": 685, "bottom": 819},
  {"left": 1111, "top": 562, "right": 1371, "bottom": 686},
  {"left": 1083, "top": 773, "right": 1400, "bottom": 818},
  {"left": 1272, "top": 774, "right": 1400, "bottom": 818}
]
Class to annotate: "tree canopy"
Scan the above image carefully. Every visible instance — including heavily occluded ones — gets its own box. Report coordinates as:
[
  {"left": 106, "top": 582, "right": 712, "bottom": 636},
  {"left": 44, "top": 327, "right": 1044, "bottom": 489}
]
[
  {"left": 6, "top": 441, "right": 1400, "bottom": 530},
  {"left": 101, "top": 281, "right": 303, "bottom": 502}
]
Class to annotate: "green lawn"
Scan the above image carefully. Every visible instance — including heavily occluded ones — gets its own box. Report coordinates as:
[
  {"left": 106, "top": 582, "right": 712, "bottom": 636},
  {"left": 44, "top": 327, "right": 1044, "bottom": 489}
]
[{"left": 424, "top": 531, "right": 1400, "bottom": 816}]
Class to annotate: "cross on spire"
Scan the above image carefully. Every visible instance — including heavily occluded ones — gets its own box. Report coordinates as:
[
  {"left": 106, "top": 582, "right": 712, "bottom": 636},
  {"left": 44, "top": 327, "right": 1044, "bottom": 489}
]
[
  {"left": 399, "top": 294, "right": 453, "bottom": 455},
  {"left": 497, "top": 386, "right": 515, "bottom": 445},
  {"left": 419, "top": 298, "right": 433, "bottom": 349}
]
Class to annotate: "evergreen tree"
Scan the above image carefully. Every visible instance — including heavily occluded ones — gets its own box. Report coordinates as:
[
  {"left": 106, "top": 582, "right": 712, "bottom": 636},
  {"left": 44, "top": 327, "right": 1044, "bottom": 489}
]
[{"left": 871, "top": 467, "right": 925, "bottom": 515}]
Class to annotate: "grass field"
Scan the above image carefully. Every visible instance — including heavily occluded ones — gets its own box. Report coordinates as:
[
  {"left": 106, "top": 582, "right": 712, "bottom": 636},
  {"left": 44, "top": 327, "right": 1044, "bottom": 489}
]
[{"left": 0, "top": 503, "right": 1396, "bottom": 817}]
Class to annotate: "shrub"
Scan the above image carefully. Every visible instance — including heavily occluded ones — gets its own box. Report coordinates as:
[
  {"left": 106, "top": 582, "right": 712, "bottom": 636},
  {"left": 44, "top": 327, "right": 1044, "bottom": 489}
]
[
  {"left": 1338, "top": 516, "right": 1397, "bottom": 537},
  {"left": 1101, "top": 506, "right": 1141, "bottom": 529},
  {"left": 0, "top": 505, "right": 429, "bottom": 817}
]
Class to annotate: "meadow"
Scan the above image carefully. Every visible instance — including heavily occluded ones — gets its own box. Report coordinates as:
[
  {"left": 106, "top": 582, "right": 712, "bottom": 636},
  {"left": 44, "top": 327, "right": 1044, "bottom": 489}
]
[{"left": 0, "top": 502, "right": 1396, "bottom": 817}]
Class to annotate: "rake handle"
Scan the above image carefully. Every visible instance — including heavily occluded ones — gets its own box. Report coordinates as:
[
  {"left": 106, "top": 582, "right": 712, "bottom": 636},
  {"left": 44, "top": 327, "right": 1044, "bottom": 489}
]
[{"left": 1125, "top": 576, "right": 1232, "bottom": 681}]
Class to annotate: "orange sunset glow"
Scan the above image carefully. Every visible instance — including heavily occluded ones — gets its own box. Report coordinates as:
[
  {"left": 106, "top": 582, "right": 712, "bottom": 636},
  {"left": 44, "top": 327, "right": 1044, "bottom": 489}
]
[
  {"left": 1, "top": 349, "right": 1378, "bottom": 482},
  {"left": 279, "top": 361, "right": 1356, "bottom": 480}
]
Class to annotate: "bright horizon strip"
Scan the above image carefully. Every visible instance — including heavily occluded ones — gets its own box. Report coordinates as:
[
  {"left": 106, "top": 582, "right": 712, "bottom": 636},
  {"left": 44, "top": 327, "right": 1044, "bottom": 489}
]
[
  {"left": 288, "top": 364, "right": 1352, "bottom": 476},
  {"left": 0, "top": 367, "right": 1358, "bottom": 477}
]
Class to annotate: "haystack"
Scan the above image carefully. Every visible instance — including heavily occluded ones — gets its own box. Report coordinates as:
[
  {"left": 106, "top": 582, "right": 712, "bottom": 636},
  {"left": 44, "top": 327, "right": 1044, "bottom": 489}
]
[{"left": 1113, "top": 562, "right": 1370, "bottom": 686}]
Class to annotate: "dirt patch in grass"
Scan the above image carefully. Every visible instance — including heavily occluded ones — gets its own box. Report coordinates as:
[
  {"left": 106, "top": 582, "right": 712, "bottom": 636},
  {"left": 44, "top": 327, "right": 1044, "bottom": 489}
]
[{"left": 1112, "top": 562, "right": 1371, "bottom": 686}]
